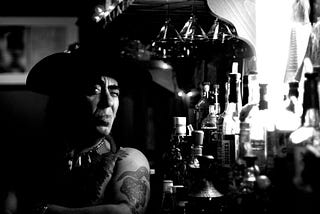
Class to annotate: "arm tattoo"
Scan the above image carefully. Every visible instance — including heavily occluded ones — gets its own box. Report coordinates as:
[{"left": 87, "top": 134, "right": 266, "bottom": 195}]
[{"left": 117, "top": 167, "right": 150, "bottom": 214}]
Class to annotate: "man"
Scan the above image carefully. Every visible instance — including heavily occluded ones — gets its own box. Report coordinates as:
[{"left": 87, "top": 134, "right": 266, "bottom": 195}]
[{"left": 23, "top": 46, "right": 151, "bottom": 214}]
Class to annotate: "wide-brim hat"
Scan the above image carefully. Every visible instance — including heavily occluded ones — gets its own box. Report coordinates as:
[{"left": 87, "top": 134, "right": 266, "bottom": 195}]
[{"left": 26, "top": 47, "right": 151, "bottom": 96}]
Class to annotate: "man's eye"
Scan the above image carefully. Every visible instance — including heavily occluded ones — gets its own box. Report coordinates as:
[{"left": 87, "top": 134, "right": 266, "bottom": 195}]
[{"left": 87, "top": 85, "right": 101, "bottom": 95}]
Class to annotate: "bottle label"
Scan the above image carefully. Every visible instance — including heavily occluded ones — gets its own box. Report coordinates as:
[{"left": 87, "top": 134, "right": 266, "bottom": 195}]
[
  {"left": 274, "top": 130, "right": 292, "bottom": 158},
  {"left": 204, "top": 129, "right": 222, "bottom": 158},
  {"left": 218, "top": 134, "right": 237, "bottom": 168},
  {"left": 251, "top": 139, "right": 266, "bottom": 172}
]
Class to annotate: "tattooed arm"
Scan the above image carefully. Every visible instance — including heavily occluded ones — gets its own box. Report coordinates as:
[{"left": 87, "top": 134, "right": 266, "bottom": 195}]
[
  {"left": 109, "top": 147, "right": 151, "bottom": 214},
  {"left": 44, "top": 148, "right": 150, "bottom": 214}
]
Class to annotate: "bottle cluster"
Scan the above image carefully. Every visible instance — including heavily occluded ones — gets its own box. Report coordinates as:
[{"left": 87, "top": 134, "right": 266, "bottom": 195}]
[{"left": 159, "top": 64, "right": 320, "bottom": 213}]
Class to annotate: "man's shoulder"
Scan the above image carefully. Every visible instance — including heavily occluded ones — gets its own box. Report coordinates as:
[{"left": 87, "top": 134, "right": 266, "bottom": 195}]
[
  {"left": 119, "top": 147, "right": 145, "bottom": 157},
  {"left": 116, "top": 147, "right": 150, "bottom": 171}
]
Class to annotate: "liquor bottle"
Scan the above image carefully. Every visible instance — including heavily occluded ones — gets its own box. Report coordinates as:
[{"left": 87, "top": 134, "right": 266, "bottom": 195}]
[
  {"left": 161, "top": 117, "right": 188, "bottom": 186},
  {"left": 239, "top": 74, "right": 259, "bottom": 158},
  {"left": 220, "top": 72, "right": 242, "bottom": 168},
  {"left": 212, "top": 84, "right": 221, "bottom": 115},
  {"left": 288, "top": 72, "right": 320, "bottom": 194},
  {"left": 197, "top": 84, "right": 223, "bottom": 161},
  {"left": 160, "top": 180, "right": 176, "bottom": 214},
  {"left": 236, "top": 156, "right": 271, "bottom": 214},
  {"left": 248, "top": 83, "right": 274, "bottom": 174},
  {"left": 201, "top": 105, "right": 217, "bottom": 129},
  {"left": 188, "top": 130, "right": 204, "bottom": 169},
  {"left": 242, "top": 75, "right": 249, "bottom": 106},
  {"left": 272, "top": 81, "right": 302, "bottom": 178},
  {"left": 194, "top": 82, "right": 211, "bottom": 130}
]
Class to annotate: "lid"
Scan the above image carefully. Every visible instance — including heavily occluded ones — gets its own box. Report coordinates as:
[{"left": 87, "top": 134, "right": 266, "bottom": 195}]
[{"left": 192, "top": 130, "right": 204, "bottom": 146}]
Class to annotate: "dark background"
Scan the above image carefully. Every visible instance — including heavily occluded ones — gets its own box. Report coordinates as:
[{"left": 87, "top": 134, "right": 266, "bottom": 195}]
[{"left": 0, "top": 0, "right": 239, "bottom": 213}]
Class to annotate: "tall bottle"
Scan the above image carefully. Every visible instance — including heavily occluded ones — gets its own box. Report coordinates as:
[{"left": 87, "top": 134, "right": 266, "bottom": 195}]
[
  {"left": 288, "top": 72, "right": 320, "bottom": 194},
  {"left": 221, "top": 72, "right": 242, "bottom": 168},
  {"left": 160, "top": 180, "right": 176, "bottom": 214},
  {"left": 247, "top": 83, "right": 274, "bottom": 174},
  {"left": 272, "top": 81, "right": 302, "bottom": 171},
  {"left": 161, "top": 117, "right": 188, "bottom": 186},
  {"left": 194, "top": 82, "right": 211, "bottom": 130}
]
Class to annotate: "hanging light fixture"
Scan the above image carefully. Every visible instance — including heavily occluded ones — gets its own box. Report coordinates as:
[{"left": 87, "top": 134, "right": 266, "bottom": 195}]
[
  {"left": 207, "top": 17, "right": 238, "bottom": 44},
  {"left": 150, "top": 1, "right": 187, "bottom": 59},
  {"left": 180, "top": 14, "right": 208, "bottom": 41},
  {"left": 179, "top": 1, "right": 208, "bottom": 58},
  {"left": 150, "top": 18, "right": 186, "bottom": 59}
]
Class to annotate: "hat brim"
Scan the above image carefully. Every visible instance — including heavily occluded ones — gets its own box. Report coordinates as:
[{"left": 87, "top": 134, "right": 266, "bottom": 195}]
[{"left": 26, "top": 51, "right": 151, "bottom": 95}]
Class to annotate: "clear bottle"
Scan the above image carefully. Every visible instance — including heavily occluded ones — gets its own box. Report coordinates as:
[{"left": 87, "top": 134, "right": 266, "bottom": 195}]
[
  {"left": 201, "top": 105, "right": 217, "bottom": 129},
  {"left": 212, "top": 84, "right": 221, "bottom": 116},
  {"left": 272, "top": 81, "right": 302, "bottom": 178},
  {"left": 198, "top": 84, "right": 223, "bottom": 161},
  {"left": 249, "top": 83, "right": 274, "bottom": 174},
  {"left": 220, "top": 72, "right": 242, "bottom": 168},
  {"left": 194, "top": 82, "right": 211, "bottom": 130}
]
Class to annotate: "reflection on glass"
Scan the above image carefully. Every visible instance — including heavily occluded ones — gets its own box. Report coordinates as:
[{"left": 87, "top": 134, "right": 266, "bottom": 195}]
[
  {"left": 180, "top": 14, "right": 208, "bottom": 41},
  {"left": 151, "top": 18, "right": 187, "bottom": 59},
  {"left": 179, "top": 14, "right": 208, "bottom": 58},
  {"left": 207, "top": 18, "right": 237, "bottom": 43}
]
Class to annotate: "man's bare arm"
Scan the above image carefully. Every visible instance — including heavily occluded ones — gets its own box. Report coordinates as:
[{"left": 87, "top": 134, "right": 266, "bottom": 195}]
[{"left": 45, "top": 148, "right": 150, "bottom": 214}]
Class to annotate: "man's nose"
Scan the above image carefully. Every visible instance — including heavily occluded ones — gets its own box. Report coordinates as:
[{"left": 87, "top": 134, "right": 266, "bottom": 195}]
[{"left": 98, "top": 91, "right": 114, "bottom": 108}]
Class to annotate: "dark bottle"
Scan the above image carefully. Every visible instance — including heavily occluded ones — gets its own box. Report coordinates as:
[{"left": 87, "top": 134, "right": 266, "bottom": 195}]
[
  {"left": 234, "top": 155, "right": 271, "bottom": 214},
  {"left": 242, "top": 75, "right": 249, "bottom": 106},
  {"left": 161, "top": 117, "right": 188, "bottom": 186},
  {"left": 288, "top": 72, "right": 320, "bottom": 194},
  {"left": 195, "top": 82, "right": 211, "bottom": 130},
  {"left": 281, "top": 72, "right": 320, "bottom": 214},
  {"left": 160, "top": 180, "right": 176, "bottom": 214},
  {"left": 188, "top": 130, "right": 204, "bottom": 169}
]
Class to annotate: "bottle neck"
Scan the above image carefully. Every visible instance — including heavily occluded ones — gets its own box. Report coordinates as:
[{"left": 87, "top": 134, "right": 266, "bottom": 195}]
[
  {"left": 302, "top": 73, "right": 320, "bottom": 126},
  {"left": 228, "top": 73, "right": 242, "bottom": 113},
  {"left": 259, "top": 83, "right": 268, "bottom": 110},
  {"left": 242, "top": 75, "right": 249, "bottom": 106}
]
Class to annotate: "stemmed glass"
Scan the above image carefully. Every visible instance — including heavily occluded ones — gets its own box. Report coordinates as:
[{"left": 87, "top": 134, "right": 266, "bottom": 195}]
[
  {"left": 150, "top": 1, "right": 187, "bottom": 59},
  {"left": 150, "top": 17, "right": 186, "bottom": 59},
  {"left": 179, "top": 2, "right": 208, "bottom": 58}
]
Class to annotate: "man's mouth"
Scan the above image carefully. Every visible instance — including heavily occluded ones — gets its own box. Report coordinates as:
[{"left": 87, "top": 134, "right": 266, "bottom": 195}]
[{"left": 95, "top": 116, "right": 111, "bottom": 126}]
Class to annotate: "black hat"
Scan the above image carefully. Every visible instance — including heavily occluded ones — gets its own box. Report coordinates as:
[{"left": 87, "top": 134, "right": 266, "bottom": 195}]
[{"left": 26, "top": 47, "right": 151, "bottom": 95}]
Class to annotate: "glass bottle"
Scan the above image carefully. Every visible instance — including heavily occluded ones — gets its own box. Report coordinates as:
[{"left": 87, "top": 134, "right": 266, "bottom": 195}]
[
  {"left": 248, "top": 83, "right": 274, "bottom": 174},
  {"left": 212, "top": 84, "right": 221, "bottom": 116},
  {"left": 201, "top": 105, "right": 217, "bottom": 129},
  {"left": 271, "top": 81, "right": 302, "bottom": 180},
  {"left": 288, "top": 72, "right": 320, "bottom": 194},
  {"left": 188, "top": 130, "right": 204, "bottom": 169},
  {"left": 194, "top": 82, "right": 211, "bottom": 130},
  {"left": 161, "top": 117, "right": 188, "bottom": 186},
  {"left": 160, "top": 180, "right": 176, "bottom": 214},
  {"left": 221, "top": 72, "right": 242, "bottom": 168}
]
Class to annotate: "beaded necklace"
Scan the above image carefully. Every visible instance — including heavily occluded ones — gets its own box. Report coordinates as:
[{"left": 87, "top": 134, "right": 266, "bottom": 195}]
[{"left": 67, "top": 136, "right": 116, "bottom": 171}]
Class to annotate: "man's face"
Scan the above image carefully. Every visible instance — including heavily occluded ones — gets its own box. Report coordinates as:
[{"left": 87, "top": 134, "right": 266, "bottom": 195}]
[{"left": 84, "top": 76, "right": 120, "bottom": 136}]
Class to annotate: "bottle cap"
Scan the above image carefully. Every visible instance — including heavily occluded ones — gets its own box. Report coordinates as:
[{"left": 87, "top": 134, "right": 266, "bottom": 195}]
[
  {"left": 192, "top": 130, "right": 204, "bottom": 146},
  {"left": 173, "top": 117, "right": 186, "bottom": 135},
  {"left": 163, "top": 180, "right": 174, "bottom": 192}
]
